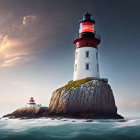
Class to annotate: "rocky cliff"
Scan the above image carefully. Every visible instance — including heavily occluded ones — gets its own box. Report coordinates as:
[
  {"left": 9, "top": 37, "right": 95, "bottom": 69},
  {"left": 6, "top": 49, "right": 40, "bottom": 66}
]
[
  {"left": 3, "top": 107, "right": 49, "bottom": 119},
  {"left": 49, "top": 78, "right": 123, "bottom": 119},
  {"left": 3, "top": 78, "right": 123, "bottom": 119}
]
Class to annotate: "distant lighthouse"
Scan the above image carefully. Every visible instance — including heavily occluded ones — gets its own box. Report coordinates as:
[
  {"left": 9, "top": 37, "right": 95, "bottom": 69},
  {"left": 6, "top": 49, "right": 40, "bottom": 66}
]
[
  {"left": 26, "top": 97, "right": 41, "bottom": 107},
  {"left": 73, "top": 12, "right": 101, "bottom": 81}
]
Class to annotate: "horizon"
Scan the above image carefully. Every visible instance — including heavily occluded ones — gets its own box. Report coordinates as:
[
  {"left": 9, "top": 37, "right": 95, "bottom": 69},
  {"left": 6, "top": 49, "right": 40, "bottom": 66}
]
[{"left": 0, "top": 0, "right": 140, "bottom": 117}]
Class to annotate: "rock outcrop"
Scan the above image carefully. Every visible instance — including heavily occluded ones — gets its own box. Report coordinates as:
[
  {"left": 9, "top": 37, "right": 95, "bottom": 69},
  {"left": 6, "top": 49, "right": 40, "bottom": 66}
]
[
  {"left": 3, "top": 78, "right": 123, "bottom": 119},
  {"left": 49, "top": 79, "right": 123, "bottom": 119},
  {"left": 3, "top": 107, "right": 49, "bottom": 119}
]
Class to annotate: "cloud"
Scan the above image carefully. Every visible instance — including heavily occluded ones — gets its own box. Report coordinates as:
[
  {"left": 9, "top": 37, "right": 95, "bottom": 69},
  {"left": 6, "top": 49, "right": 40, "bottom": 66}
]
[
  {"left": 22, "top": 15, "right": 37, "bottom": 25},
  {"left": 117, "top": 99, "right": 140, "bottom": 107},
  {"left": 131, "top": 101, "right": 140, "bottom": 106},
  {"left": 0, "top": 34, "right": 30, "bottom": 67},
  {"left": 0, "top": 14, "right": 43, "bottom": 67},
  {"left": 0, "top": 35, "right": 28, "bottom": 58},
  {"left": 1, "top": 57, "right": 22, "bottom": 67}
]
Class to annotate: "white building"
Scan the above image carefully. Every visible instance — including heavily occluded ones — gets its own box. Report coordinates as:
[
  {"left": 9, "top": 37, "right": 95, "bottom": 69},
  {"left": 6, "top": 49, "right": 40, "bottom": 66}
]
[{"left": 73, "top": 12, "right": 101, "bottom": 81}]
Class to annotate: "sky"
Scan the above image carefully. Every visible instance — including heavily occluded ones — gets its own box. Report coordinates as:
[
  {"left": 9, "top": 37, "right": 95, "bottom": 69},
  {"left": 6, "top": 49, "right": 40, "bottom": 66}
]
[{"left": 0, "top": 0, "right": 140, "bottom": 117}]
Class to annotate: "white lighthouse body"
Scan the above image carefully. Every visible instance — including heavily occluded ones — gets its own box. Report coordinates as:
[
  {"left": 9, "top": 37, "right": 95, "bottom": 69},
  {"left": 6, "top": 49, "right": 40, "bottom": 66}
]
[
  {"left": 73, "top": 12, "right": 101, "bottom": 81},
  {"left": 73, "top": 47, "right": 99, "bottom": 80}
]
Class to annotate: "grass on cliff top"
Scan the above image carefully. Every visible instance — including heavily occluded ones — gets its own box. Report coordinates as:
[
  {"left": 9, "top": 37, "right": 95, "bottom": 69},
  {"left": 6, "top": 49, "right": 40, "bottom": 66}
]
[{"left": 56, "top": 78, "right": 93, "bottom": 93}]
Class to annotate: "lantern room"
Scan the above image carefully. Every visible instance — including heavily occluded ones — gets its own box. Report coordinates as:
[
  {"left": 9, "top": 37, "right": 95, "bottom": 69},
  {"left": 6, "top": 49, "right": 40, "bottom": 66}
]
[
  {"left": 79, "top": 22, "right": 95, "bottom": 33},
  {"left": 78, "top": 12, "right": 95, "bottom": 38}
]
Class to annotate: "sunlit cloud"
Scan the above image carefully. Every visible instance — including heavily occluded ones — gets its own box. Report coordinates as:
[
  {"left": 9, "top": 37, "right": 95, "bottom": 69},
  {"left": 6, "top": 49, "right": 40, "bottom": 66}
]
[
  {"left": 22, "top": 15, "right": 37, "bottom": 25},
  {"left": 0, "top": 35, "right": 29, "bottom": 67},
  {"left": 0, "top": 35, "right": 28, "bottom": 58},
  {"left": 0, "top": 14, "right": 43, "bottom": 67},
  {"left": 1, "top": 57, "right": 22, "bottom": 67}
]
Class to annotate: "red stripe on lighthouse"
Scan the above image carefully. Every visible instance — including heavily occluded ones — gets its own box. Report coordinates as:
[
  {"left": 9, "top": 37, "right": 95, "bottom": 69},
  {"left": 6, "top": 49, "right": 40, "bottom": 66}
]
[{"left": 73, "top": 38, "right": 100, "bottom": 49}]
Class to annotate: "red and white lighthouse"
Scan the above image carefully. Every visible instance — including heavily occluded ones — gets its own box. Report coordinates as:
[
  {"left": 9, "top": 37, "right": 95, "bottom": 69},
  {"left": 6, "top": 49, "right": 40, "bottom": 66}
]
[
  {"left": 26, "top": 97, "right": 41, "bottom": 107},
  {"left": 73, "top": 12, "right": 101, "bottom": 81},
  {"left": 29, "top": 97, "right": 36, "bottom": 105}
]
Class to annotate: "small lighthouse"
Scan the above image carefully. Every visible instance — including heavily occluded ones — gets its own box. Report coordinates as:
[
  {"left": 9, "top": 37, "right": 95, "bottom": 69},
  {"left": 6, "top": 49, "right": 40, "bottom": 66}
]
[
  {"left": 26, "top": 97, "right": 41, "bottom": 107},
  {"left": 28, "top": 97, "right": 36, "bottom": 107},
  {"left": 73, "top": 12, "right": 101, "bottom": 81}
]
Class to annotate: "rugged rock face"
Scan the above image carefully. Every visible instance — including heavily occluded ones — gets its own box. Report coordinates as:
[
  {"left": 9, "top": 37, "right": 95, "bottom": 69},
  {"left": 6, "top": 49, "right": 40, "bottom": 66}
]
[
  {"left": 49, "top": 79, "right": 123, "bottom": 119},
  {"left": 3, "top": 107, "right": 49, "bottom": 119},
  {"left": 3, "top": 79, "right": 123, "bottom": 119}
]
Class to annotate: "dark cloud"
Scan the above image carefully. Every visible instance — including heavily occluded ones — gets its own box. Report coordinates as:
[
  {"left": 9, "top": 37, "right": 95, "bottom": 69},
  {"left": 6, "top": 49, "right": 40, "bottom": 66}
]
[{"left": 0, "top": 0, "right": 140, "bottom": 69}]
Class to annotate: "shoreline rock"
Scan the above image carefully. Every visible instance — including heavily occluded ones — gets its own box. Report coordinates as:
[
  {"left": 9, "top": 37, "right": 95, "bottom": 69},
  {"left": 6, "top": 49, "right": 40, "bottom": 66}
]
[
  {"left": 3, "top": 107, "right": 49, "bottom": 119},
  {"left": 3, "top": 79, "right": 124, "bottom": 119},
  {"left": 49, "top": 79, "right": 123, "bottom": 119}
]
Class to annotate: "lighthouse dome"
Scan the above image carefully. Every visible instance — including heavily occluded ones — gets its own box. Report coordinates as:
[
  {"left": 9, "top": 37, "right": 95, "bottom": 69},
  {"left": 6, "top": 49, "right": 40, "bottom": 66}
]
[{"left": 83, "top": 12, "right": 92, "bottom": 20}]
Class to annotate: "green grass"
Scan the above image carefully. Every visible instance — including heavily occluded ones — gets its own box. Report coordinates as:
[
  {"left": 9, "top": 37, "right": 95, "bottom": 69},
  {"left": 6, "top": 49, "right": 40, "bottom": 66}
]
[{"left": 56, "top": 78, "right": 94, "bottom": 93}]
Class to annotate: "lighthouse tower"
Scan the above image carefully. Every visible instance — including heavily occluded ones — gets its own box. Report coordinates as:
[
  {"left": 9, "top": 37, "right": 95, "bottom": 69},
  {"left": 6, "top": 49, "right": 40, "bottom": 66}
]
[
  {"left": 26, "top": 97, "right": 41, "bottom": 107},
  {"left": 73, "top": 12, "right": 101, "bottom": 81}
]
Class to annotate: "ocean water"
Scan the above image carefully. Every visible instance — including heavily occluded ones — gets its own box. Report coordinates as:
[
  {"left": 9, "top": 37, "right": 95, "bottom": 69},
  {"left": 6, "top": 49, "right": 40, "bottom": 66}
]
[{"left": 0, "top": 117, "right": 140, "bottom": 140}]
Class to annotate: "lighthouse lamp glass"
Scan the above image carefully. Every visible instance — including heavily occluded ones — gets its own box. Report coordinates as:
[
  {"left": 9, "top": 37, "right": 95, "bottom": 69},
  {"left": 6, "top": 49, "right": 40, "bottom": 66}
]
[{"left": 79, "top": 22, "right": 95, "bottom": 33}]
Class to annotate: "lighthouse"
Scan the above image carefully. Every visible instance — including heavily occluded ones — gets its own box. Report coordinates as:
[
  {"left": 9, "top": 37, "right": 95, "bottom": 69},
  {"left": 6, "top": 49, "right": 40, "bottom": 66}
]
[
  {"left": 26, "top": 97, "right": 41, "bottom": 107},
  {"left": 73, "top": 12, "right": 101, "bottom": 81}
]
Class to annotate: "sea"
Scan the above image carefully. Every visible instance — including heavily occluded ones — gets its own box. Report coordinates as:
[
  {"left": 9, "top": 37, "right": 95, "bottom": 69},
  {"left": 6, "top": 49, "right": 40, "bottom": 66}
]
[{"left": 0, "top": 117, "right": 140, "bottom": 140}]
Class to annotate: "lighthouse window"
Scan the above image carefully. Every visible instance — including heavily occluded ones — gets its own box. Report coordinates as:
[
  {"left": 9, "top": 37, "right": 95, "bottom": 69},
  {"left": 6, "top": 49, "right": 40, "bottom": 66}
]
[
  {"left": 86, "top": 63, "right": 89, "bottom": 70},
  {"left": 96, "top": 52, "right": 98, "bottom": 60},
  {"left": 85, "top": 51, "right": 89, "bottom": 58}
]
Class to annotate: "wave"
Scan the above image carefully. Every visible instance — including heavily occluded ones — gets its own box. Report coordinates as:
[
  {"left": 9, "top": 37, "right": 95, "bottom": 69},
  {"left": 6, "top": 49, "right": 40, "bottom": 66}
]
[{"left": 0, "top": 118, "right": 140, "bottom": 140}]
